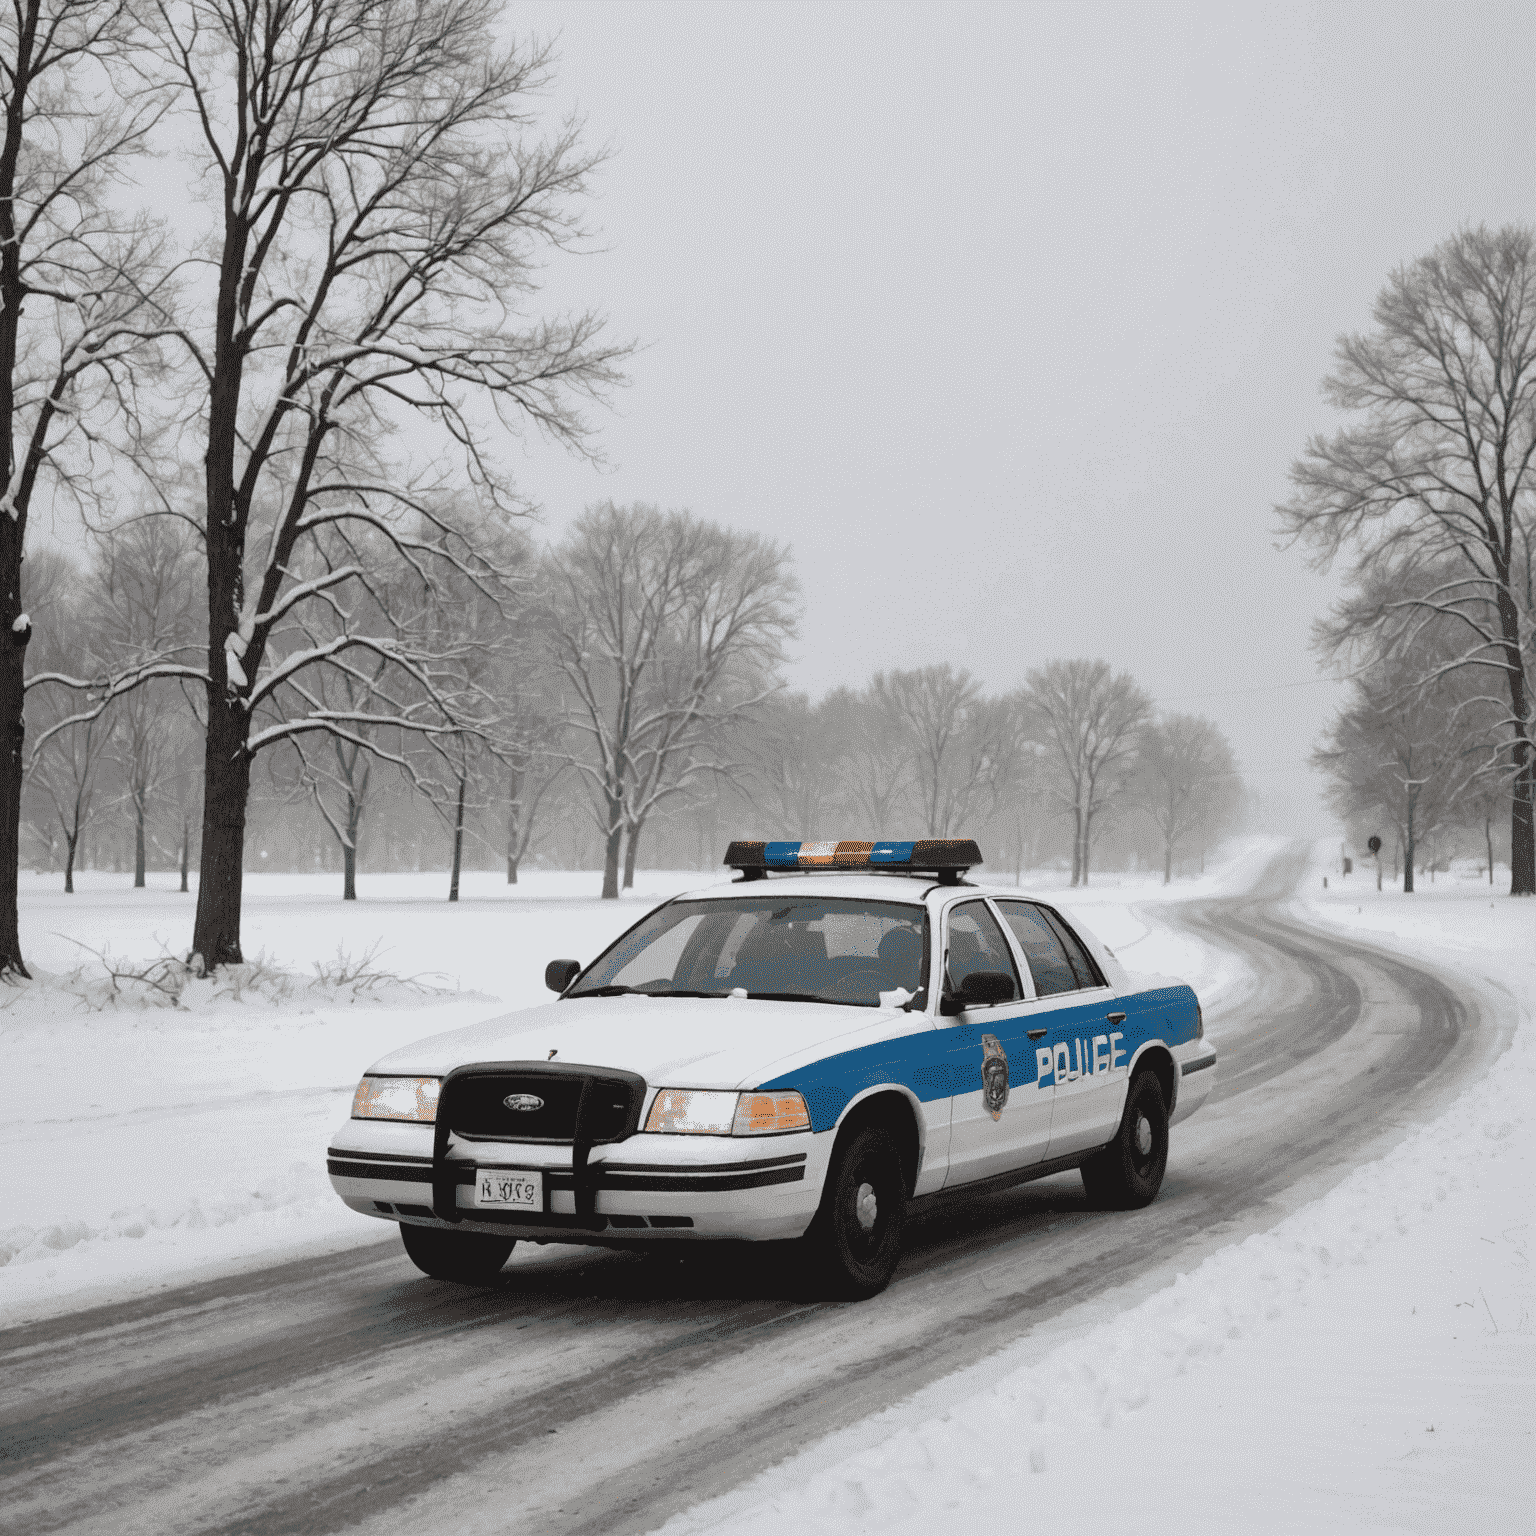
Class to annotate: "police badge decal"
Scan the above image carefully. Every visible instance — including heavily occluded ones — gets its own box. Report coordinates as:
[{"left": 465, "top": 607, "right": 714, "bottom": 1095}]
[{"left": 981, "top": 1034, "right": 1009, "bottom": 1121}]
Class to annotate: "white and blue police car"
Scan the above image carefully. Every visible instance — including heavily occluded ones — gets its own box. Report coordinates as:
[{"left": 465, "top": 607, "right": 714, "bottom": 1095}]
[{"left": 328, "top": 839, "right": 1216, "bottom": 1298}]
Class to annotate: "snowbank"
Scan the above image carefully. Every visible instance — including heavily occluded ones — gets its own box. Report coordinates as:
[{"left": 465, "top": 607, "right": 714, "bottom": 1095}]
[
  {"left": 653, "top": 842, "right": 1534, "bottom": 1535},
  {"left": 0, "top": 848, "right": 1263, "bottom": 1327},
  {"left": 0, "top": 870, "right": 717, "bottom": 1325}
]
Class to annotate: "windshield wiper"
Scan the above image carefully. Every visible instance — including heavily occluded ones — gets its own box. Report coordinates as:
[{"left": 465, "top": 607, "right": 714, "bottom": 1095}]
[{"left": 571, "top": 985, "right": 726, "bottom": 999}]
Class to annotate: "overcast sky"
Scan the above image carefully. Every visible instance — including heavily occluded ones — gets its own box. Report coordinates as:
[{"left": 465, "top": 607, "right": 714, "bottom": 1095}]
[{"left": 480, "top": 0, "right": 1535, "bottom": 831}]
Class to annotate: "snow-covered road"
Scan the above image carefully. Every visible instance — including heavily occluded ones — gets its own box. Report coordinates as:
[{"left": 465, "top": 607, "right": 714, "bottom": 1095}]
[{"left": 0, "top": 843, "right": 1507, "bottom": 1536}]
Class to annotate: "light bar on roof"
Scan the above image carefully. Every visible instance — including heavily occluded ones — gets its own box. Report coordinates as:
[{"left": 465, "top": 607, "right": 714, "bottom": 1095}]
[{"left": 723, "top": 838, "right": 983, "bottom": 880}]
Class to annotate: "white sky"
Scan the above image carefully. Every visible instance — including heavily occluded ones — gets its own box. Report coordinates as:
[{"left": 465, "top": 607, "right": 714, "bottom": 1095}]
[
  {"left": 41, "top": 1, "right": 1530, "bottom": 834},
  {"left": 495, "top": 0, "right": 1536, "bottom": 830}
]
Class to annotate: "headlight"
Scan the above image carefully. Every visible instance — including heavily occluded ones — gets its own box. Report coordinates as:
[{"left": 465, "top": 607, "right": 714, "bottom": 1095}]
[
  {"left": 644, "top": 1088, "right": 738, "bottom": 1134},
  {"left": 643, "top": 1087, "right": 811, "bottom": 1136},
  {"left": 352, "top": 1075, "right": 441, "bottom": 1122}
]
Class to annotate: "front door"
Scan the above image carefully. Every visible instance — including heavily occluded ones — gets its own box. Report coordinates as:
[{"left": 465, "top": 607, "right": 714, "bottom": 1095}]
[{"left": 940, "top": 899, "right": 1054, "bottom": 1188}]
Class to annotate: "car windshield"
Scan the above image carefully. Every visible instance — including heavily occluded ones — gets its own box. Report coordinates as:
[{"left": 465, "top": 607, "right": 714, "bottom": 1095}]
[{"left": 567, "top": 896, "right": 930, "bottom": 1008}]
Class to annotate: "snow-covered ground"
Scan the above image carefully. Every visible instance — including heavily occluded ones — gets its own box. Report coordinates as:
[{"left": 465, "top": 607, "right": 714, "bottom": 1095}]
[
  {"left": 0, "top": 846, "right": 1264, "bottom": 1327},
  {"left": 655, "top": 844, "right": 1535, "bottom": 1536}
]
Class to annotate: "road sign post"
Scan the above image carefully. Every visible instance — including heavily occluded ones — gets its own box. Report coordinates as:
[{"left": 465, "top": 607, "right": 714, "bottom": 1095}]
[{"left": 1367, "top": 834, "right": 1382, "bottom": 891}]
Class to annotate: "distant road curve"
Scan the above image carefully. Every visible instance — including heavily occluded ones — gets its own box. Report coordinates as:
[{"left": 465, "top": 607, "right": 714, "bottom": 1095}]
[{"left": 0, "top": 845, "right": 1502, "bottom": 1536}]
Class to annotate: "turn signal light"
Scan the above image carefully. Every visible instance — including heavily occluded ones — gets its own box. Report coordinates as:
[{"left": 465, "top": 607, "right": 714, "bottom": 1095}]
[{"left": 732, "top": 1091, "right": 811, "bottom": 1135}]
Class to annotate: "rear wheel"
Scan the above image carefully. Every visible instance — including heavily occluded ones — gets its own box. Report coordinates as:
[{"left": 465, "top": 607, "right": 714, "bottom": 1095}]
[
  {"left": 799, "top": 1124, "right": 908, "bottom": 1300},
  {"left": 1081, "top": 1068, "right": 1169, "bottom": 1209},
  {"left": 399, "top": 1222, "right": 516, "bottom": 1284}
]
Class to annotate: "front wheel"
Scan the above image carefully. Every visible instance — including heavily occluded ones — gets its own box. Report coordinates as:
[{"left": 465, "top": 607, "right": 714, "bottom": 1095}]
[
  {"left": 1081, "top": 1069, "right": 1168, "bottom": 1209},
  {"left": 399, "top": 1222, "right": 516, "bottom": 1284},
  {"left": 798, "top": 1124, "right": 908, "bottom": 1300}
]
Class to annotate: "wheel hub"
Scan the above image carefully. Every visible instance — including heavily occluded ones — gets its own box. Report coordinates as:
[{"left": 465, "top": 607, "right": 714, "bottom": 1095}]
[
  {"left": 1135, "top": 1114, "right": 1154, "bottom": 1157},
  {"left": 854, "top": 1180, "right": 879, "bottom": 1231}
]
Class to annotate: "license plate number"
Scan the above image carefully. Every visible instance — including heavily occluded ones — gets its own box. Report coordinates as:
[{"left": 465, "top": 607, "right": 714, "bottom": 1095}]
[{"left": 474, "top": 1169, "right": 542, "bottom": 1210}]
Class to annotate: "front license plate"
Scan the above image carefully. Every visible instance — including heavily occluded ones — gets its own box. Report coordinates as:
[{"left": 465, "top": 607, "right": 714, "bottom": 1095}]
[{"left": 473, "top": 1168, "right": 543, "bottom": 1211}]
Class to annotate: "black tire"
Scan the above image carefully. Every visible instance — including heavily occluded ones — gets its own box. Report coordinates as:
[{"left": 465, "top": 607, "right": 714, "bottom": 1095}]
[
  {"left": 799, "top": 1124, "right": 908, "bottom": 1300},
  {"left": 399, "top": 1222, "right": 516, "bottom": 1284},
  {"left": 1081, "top": 1068, "right": 1169, "bottom": 1210}
]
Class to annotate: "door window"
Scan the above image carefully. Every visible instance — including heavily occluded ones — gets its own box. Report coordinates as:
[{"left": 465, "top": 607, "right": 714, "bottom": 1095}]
[
  {"left": 1039, "top": 907, "right": 1106, "bottom": 989},
  {"left": 945, "top": 901, "right": 1021, "bottom": 1001},
  {"left": 994, "top": 901, "right": 1078, "bottom": 996}
]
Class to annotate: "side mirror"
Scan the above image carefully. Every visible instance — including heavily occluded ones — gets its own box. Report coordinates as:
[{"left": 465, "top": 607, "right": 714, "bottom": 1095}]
[
  {"left": 943, "top": 970, "right": 1015, "bottom": 1014},
  {"left": 546, "top": 958, "right": 582, "bottom": 994}
]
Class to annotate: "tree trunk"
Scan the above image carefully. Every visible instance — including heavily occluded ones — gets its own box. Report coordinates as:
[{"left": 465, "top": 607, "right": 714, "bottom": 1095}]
[
  {"left": 623, "top": 816, "right": 642, "bottom": 890},
  {"left": 601, "top": 805, "right": 623, "bottom": 899},
  {"left": 63, "top": 831, "right": 77, "bottom": 894},
  {"left": 1069, "top": 807, "right": 1082, "bottom": 886},
  {"left": 343, "top": 789, "right": 359, "bottom": 901},
  {"left": 1163, "top": 841, "right": 1172, "bottom": 886},
  {"left": 506, "top": 767, "right": 521, "bottom": 884},
  {"left": 1512, "top": 748, "right": 1535, "bottom": 896},
  {"left": 190, "top": 703, "right": 252, "bottom": 970},
  {"left": 1403, "top": 794, "right": 1415, "bottom": 894},
  {"left": 1486, "top": 814, "right": 1494, "bottom": 885},
  {"left": 0, "top": 605, "right": 29, "bottom": 972},
  {"left": 1495, "top": 583, "right": 1535, "bottom": 894},
  {"left": 448, "top": 774, "right": 465, "bottom": 902},
  {"left": 0, "top": 26, "right": 31, "bottom": 976},
  {"left": 133, "top": 795, "right": 146, "bottom": 888},
  {"left": 179, "top": 817, "right": 190, "bottom": 894},
  {"left": 1080, "top": 814, "right": 1092, "bottom": 887}
]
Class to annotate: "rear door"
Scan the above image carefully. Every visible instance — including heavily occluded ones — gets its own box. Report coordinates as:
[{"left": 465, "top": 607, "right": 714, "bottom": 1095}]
[
  {"left": 993, "top": 901, "right": 1126, "bottom": 1159},
  {"left": 939, "top": 899, "right": 1054, "bottom": 1188}
]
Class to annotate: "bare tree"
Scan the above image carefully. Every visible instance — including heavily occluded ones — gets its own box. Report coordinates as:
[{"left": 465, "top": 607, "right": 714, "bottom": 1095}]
[
  {"left": 89, "top": 519, "right": 202, "bottom": 885},
  {"left": 1133, "top": 713, "right": 1238, "bottom": 884},
  {"left": 865, "top": 666, "right": 1017, "bottom": 838},
  {"left": 498, "top": 669, "right": 567, "bottom": 883},
  {"left": 740, "top": 692, "right": 839, "bottom": 837},
  {"left": 288, "top": 657, "right": 386, "bottom": 900},
  {"left": 504, "top": 741, "right": 564, "bottom": 884},
  {"left": 144, "top": 0, "right": 627, "bottom": 965},
  {"left": 21, "top": 555, "right": 118, "bottom": 889},
  {"left": 1280, "top": 225, "right": 1536, "bottom": 895},
  {"left": 832, "top": 686, "right": 912, "bottom": 833},
  {"left": 1314, "top": 655, "right": 1473, "bottom": 893},
  {"left": 0, "top": 1, "right": 172, "bottom": 971},
  {"left": 544, "top": 503, "right": 798, "bottom": 898},
  {"left": 31, "top": 710, "right": 115, "bottom": 890},
  {"left": 1026, "top": 658, "right": 1152, "bottom": 886},
  {"left": 993, "top": 717, "right": 1048, "bottom": 883},
  {"left": 1459, "top": 772, "right": 1507, "bottom": 886}
]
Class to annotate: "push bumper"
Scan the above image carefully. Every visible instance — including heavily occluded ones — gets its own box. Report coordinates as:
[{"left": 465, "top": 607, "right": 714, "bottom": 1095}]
[{"left": 327, "top": 1121, "right": 827, "bottom": 1243}]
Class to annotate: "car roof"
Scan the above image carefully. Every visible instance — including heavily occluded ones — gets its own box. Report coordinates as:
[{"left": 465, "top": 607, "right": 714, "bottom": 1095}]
[{"left": 677, "top": 873, "right": 936, "bottom": 905}]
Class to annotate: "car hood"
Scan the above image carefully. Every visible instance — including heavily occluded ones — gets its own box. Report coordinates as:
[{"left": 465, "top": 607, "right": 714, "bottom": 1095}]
[{"left": 367, "top": 995, "right": 919, "bottom": 1090}]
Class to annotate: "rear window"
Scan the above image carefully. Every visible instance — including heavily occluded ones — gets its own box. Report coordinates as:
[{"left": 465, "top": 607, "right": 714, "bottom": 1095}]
[{"left": 994, "top": 900, "right": 1079, "bottom": 996}]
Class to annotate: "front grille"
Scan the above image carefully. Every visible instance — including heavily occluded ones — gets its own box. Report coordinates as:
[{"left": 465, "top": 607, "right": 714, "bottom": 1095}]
[
  {"left": 432, "top": 1061, "right": 647, "bottom": 1226},
  {"left": 438, "top": 1063, "right": 645, "bottom": 1145}
]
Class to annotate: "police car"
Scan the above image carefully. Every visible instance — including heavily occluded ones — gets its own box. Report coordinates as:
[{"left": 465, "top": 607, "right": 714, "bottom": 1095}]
[{"left": 328, "top": 839, "right": 1216, "bottom": 1299}]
